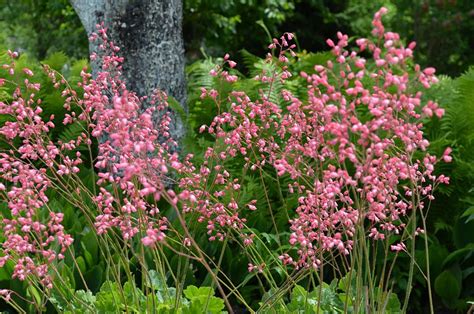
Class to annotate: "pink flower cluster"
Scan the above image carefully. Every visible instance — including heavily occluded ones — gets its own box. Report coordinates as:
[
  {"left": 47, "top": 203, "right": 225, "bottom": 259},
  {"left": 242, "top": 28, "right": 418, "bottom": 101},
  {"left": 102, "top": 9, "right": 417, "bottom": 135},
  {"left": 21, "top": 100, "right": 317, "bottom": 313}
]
[
  {"left": 198, "top": 8, "right": 450, "bottom": 269},
  {"left": 0, "top": 53, "right": 73, "bottom": 288},
  {"left": 172, "top": 150, "right": 252, "bottom": 243},
  {"left": 80, "top": 26, "right": 251, "bottom": 246}
]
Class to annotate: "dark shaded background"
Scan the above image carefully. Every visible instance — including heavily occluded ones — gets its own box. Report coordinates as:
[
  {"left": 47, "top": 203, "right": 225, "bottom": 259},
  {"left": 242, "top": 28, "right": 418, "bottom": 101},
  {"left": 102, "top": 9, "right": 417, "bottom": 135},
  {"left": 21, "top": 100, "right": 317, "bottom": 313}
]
[{"left": 1, "top": 0, "right": 473, "bottom": 76}]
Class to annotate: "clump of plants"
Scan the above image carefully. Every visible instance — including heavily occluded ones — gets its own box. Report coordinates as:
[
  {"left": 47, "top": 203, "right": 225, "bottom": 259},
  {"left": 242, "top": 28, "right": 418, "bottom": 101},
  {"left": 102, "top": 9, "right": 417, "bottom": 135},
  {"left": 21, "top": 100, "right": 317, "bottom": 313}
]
[{"left": 0, "top": 8, "right": 451, "bottom": 313}]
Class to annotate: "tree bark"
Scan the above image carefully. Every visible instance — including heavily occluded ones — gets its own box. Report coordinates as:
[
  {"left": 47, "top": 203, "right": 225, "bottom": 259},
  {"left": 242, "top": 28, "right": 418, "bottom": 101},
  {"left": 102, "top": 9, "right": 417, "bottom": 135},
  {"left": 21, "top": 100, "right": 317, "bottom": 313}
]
[{"left": 70, "top": 0, "right": 186, "bottom": 143}]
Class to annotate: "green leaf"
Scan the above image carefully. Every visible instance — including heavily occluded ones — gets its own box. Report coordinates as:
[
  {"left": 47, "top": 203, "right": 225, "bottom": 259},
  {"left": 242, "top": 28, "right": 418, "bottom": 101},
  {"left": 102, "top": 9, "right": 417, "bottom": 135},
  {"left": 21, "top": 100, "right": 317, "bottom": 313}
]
[
  {"left": 382, "top": 292, "right": 401, "bottom": 312},
  {"left": 82, "top": 247, "right": 94, "bottom": 268},
  {"left": 83, "top": 265, "right": 104, "bottom": 293},
  {"left": 123, "top": 281, "right": 146, "bottom": 307},
  {"left": 461, "top": 206, "right": 474, "bottom": 220},
  {"left": 81, "top": 230, "right": 99, "bottom": 264},
  {"left": 60, "top": 263, "right": 76, "bottom": 290},
  {"left": 184, "top": 285, "right": 214, "bottom": 299},
  {"left": 184, "top": 285, "right": 224, "bottom": 314},
  {"left": 27, "top": 285, "right": 42, "bottom": 306},
  {"left": 49, "top": 294, "right": 66, "bottom": 312},
  {"left": 462, "top": 266, "right": 474, "bottom": 279},
  {"left": 145, "top": 270, "right": 166, "bottom": 291},
  {"left": 310, "top": 283, "right": 344, "bottom": 311},
  {"left": 95, "top": 281, "right": 122, "bottom": 312},
  {"left": 42, "top": 90, "right": 64, "bottom": 115},
  {"left": 76, "top": 256, "right": 87, "bottom": 275},
  {"left": 0, "top": 259, "right": 13, "bottom": 281},
  {"left": 205, "top": 296, "right": 225, "bottom": 313},
  {"left": 287, "top": 283, "right": 344, "bottom": 313},
  {"left": 240, "top": 49, "right": 261, "bottom": 72},
  {"left": 338, "top": 272, "right": 356, "bottom": 293},
  {"left": 435, "top": 270, "right": 462, "bottom": 301},
  {"left": 442, "top": 245, "right": 474, "bottom": 268},
  {"left": 429, "top": 244, "right": 449, "bottom": 280},
  {"left": 73, "top": 290, "right": 96, "bottom": 312},
  {"left": 453, "top": 218, "right": 474, "bottom": 249}
]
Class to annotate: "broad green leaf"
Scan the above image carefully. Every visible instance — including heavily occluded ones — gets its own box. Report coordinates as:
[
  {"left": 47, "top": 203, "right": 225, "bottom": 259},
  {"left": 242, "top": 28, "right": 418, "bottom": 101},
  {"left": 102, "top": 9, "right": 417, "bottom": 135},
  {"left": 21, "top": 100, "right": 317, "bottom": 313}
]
[
  {"left": 435, "top": 270, "right": 461, "bottom": 301},
  {"left": 442, "top": 245, "right": 474, "bottom": 268},
  {"left": 184, "top": 285, "right": 214, "bottom": 299}
]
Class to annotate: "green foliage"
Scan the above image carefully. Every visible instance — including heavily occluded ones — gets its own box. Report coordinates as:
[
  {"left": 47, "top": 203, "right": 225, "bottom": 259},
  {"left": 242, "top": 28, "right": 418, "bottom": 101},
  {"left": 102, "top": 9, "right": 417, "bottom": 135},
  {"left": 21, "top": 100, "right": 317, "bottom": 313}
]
[
  {"left": 183, "top": 285, "right": 225, "bottom": 313},
  {"left": 183, "top": 0, "right": 295, "bottom": 59},
  {"left": 258, "top": 274, "right": 401, "bottom": 313},
  {"left": 0, "top": 0, "right": 88, "bottom": 59},
  {"left": 435, "top": 269, "right": 461, "bottom": 301},
  {"left": 2, "top": 0, "right": 473, "bottom": 76},
  {"left": 49, "top": 277, "right": 226, "bottom": 314},
  {"left": 415, "top": 67, "right": 474, "bottom": 311}
]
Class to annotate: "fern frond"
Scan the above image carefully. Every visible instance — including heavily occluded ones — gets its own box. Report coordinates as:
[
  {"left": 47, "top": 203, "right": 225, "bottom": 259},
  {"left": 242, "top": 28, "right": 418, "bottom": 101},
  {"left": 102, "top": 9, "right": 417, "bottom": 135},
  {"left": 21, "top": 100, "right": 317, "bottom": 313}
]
[
  {"left": 59, "top": 121, "right": 88, "bottom": 150},
  {"left": 70, "top": 59, "right": 89, "bottom": 78},
  {"left": 240, "top": 49, "right": 261, "bottom": 73},
  {"left": 41, "top": 51, "right": 68, "bottom": 71},
  {"left": 186, "top": 58, "right": 217, "bottom": 92}
]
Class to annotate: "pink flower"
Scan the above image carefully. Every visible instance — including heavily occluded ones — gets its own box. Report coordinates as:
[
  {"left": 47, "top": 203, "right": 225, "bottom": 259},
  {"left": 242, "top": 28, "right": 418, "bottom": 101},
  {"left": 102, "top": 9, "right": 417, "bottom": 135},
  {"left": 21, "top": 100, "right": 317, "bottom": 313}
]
[
  {"left": 442, "top": 147, "right": 453, "bottom": 163},
  {"left": 0, "top": 289, "right": 12, "bottom": 302},
  {"left": 22, "top": 68, "right": 34, "bottom": 76}
]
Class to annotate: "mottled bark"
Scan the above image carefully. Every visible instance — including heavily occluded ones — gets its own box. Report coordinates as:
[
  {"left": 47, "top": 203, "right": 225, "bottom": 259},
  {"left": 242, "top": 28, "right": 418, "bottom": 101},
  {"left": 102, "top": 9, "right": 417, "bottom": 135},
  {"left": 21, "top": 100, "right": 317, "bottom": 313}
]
[{"left": 70, "top": 0, "right": 186, "bottom": 142}]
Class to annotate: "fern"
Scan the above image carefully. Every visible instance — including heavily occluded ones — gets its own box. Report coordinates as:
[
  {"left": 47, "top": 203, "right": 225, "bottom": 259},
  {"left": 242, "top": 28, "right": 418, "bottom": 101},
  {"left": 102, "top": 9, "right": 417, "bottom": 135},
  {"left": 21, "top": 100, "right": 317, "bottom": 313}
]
[
  {"left": 59, "top": 121, "right": 87, "bottom": 143},
  {"left": 186, "top": 58, "right": 217, "bottom": 93},
  {"left": 240, "top": 49, "right": 261, "bottom": 74},
  {"left": 41, "top": 51, "right": 68, "bottom": 71},
  {"left": 70, "top": 58, "right": 89, "bottom": 77},
  {"left": 419, "top": 67, "right": 474, "bottom": 245}
]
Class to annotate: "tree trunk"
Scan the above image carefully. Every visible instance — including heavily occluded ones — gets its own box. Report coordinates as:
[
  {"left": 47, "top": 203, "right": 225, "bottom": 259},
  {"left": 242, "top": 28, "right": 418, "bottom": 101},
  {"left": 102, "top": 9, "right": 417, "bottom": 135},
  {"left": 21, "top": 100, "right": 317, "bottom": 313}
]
[{"left": 70, "top": 0, "right": 186, "bottom": 143}]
